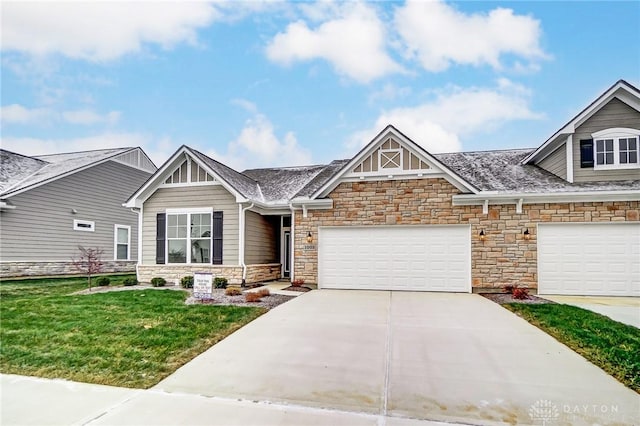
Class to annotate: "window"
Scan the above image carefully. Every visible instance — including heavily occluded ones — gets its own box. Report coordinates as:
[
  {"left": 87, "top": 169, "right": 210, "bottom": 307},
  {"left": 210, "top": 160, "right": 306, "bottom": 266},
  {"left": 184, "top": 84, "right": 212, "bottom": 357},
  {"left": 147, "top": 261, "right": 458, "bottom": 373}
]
[
  {"left": 114, "top": 225, "right": 130, "bottom": 260},
  {"left": 592, "top": 128, "right": 640, "bottom": 170},
  {"left": 73, "top": 219, "right": 95, "bottom": 232},
  {"left": 166, "top": 211, "right": 211, "bottom": 264}
]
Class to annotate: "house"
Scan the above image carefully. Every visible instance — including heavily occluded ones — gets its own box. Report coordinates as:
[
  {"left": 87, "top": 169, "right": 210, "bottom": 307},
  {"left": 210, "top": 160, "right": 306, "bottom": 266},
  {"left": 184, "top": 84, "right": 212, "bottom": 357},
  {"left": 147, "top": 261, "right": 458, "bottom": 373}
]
[
  {"left": 125, "top": 80, "right": 640, "bottom": 296},
  {"left": 0, "top": 147, "right": 157, "bottom": 277}
]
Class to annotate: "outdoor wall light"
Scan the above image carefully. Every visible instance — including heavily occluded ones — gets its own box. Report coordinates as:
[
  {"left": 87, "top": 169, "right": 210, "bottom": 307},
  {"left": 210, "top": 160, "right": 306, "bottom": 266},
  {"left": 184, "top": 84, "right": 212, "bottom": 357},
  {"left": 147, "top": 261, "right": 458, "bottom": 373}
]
[
  {"left": 479, "top": 229, "right": 486, "bottom": 241},
  {"left": 71, "top": 209, "right": 78, "bottom": 215},
  {"left": 306, "top": 231, "right": 313, "bottom": 243},
  {"left": 523, "top": 228, "right": 531, "bottom": 240}
]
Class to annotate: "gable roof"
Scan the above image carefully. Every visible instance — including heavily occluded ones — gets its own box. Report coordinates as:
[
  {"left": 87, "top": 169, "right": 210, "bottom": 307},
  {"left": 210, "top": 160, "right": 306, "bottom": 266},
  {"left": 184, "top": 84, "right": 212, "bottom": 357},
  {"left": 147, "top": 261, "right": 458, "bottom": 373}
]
[
  {"left": 308, "top": 124, "right": 480, "bottom": 198},
  {"left": 1, "top": 147, "right": 155, "bottom": 199},
  {"left": 522, "top": 79, "right": 640, "bottom": 165}
]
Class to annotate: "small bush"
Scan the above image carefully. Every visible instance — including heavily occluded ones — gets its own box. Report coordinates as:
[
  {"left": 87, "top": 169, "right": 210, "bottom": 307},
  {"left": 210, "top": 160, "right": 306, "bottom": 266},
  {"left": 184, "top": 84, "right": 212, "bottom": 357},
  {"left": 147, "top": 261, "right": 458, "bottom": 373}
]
[
  {"left": 123, "top": 278, "right": 138, "bottom": 286},
  {"left": 503, "top": 284, "right": 516, "bottom": 294},
  {"left": 150, "top": 277, "right": 166, "bottom": 287},
  {"left": 257, "top": 288, "right": 270, "bottom": 297},
  {"left": 95, "top": 277, "right": 110, "bottom": 287},
  {"left": 292, "top": 279, "right": 305, "bottom": 287},
  {"left": 214, "top": 277, "right": 228, "bottom": 289},
  {"left": 512, "top": 287, "right": 530, "bottom": 300},
  {"left": 245, "top": 292, "right": 262, "bottom": 303},
  {"left": 225, "top": 287, "right": 242, "bottom": 296},
  {"left": 181, "top": 276, "right": 194, "bottom": 289}
]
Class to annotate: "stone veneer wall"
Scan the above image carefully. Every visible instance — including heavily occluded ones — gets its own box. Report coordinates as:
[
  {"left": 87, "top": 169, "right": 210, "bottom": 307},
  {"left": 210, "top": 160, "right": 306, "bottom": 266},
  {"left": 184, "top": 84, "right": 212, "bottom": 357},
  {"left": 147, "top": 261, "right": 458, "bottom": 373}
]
[
  {"left": 0, "top": 261, "right": 136, "bottom": 278},
  {"left": 137, "top": 263, "right": 281, "bottom": 286},
  {"left": 294, "top": 178, "right": 639, "bottom": 290}
]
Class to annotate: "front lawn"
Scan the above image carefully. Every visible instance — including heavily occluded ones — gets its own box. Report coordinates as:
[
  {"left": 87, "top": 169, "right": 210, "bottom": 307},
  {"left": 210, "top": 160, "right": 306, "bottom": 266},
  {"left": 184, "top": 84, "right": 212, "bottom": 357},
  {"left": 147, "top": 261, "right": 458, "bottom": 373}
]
[
  {"left": 505, "top": 303, "right": 640, "bottom": 392},
  {"left": 0, "top": 276, "right": 265, "bottom": 388}
]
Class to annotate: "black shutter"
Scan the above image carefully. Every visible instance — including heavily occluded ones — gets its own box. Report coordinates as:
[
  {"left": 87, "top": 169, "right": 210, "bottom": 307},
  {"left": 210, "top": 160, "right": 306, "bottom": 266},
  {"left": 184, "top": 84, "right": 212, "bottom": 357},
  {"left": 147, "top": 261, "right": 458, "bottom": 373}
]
[
  {"left": 156, "top": 213, "right": 166, "bottom": 264},
  {"left": 580, "top": 139, "right": 594, "bottom": 168},
  {"left": 212, "top": 211, "right": 223, "bottom": 265}
]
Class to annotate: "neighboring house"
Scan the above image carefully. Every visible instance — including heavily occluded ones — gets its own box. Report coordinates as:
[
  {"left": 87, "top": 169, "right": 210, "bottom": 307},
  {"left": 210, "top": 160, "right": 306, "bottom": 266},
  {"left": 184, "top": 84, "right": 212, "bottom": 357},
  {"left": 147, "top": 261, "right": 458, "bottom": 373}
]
[
  {"left": 126, "top": 80, "right": 639, "bottom": 296},
  {"left": 0, "top": 147, "right": 157, "bottom": 277}
]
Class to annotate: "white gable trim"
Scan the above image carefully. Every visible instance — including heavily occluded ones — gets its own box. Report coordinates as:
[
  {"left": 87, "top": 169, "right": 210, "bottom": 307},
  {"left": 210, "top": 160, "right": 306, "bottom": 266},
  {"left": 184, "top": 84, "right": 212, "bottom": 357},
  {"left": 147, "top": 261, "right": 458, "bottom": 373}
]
[
  {"left": 522, "top": 80, "right": 640, "bottom": 165},
  {"left": 311, "top": 125, "right": 478, "bottom": 198},
  {"left": 124, "top": 146, "right": 243, "bottom": 208},
  {"left": 2, "top": 147, "right": 153, "bottom": 200}
]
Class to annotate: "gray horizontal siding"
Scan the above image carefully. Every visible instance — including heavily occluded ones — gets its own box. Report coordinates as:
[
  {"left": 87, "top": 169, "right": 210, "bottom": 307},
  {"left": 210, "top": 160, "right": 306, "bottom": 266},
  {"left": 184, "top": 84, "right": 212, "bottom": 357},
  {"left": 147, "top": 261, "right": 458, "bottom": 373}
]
[
  {"left": 538, "top": 144, "right": 567, "bottom": 179},
  {"left": 244, "top": 211, "right": 277, "bottom": 264},
  {"left": 0, "top": 161, "right": 151, "bottom": 262},
  {"left": 142, "top": 185, "right": 239, "bottom": 265},
  {"left": 574, "top": 98, "right": 640, "bottom": 182}
]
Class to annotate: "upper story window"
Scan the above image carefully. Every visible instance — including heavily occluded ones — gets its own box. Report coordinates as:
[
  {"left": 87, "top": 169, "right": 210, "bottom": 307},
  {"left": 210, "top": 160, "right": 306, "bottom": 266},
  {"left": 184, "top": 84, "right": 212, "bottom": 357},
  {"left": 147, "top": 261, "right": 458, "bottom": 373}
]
[{"left": 592, "top": 128, "right": 640, "bottom": 170}]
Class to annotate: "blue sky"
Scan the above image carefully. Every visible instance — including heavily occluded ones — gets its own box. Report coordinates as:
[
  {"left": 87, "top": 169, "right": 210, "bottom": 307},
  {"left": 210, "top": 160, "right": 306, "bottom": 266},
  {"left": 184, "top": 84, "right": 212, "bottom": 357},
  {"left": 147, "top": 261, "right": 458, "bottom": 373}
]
[{"left": 1, "top": 1, "right": 639, "bottom": 170}]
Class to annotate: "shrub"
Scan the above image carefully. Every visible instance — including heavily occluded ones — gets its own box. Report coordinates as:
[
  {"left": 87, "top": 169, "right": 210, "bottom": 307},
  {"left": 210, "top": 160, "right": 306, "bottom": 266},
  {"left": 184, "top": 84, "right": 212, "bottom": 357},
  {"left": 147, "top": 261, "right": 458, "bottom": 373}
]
[
  {"left": 214, "top": 277, "right": 228, "bottom": 289},
  {"left": 225, "top": 287, "right": 242, "bottom": 296},
  {"left": 503, "top": 284, "right": 516, "bottom": 294},
  {"left": 181, "top": 276, "right": 194, "bottom": 289},
  {"left": 95, "top": 277, "right": 110, "bottom": 287},
  {"left": 150, "top": 277, "right": 166, "bottom": 287},
  {"left": 257, "top": 288, "right": 270, "bottom": 297},
  {"left": 512, "top": 287, "right": 530, "bottom": 300},
  {"left": 123, "top": 277, "right": 138, "bottom": 286},
  {"left": 245, "top": 292, "right": 262, "bottom": 303},
  {"left": 292, "top": 278, "right": 305, "bottom": 287}
]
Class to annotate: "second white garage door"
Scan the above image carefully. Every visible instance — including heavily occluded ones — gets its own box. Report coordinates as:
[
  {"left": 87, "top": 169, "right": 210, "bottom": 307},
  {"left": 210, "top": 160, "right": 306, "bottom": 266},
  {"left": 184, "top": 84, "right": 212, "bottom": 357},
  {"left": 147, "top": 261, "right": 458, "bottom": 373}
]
[
  {"left": 318, "top": 226, "right": 470, "bottom": 292},
  {"left": 538, "top": 223, "right": 640, "bottom": 296}
]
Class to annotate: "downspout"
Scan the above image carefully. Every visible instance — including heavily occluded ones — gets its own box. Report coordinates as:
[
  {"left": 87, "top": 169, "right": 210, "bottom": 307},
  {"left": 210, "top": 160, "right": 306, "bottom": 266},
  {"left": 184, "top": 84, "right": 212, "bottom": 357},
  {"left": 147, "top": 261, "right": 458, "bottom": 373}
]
[
  {"left": 239, "top": 202, "right": 254, "bottom": 285},
  {"left": 289, "top": 203, "right": 296, "bottom": 283},
  {"left": 131, "top": 207, "right": 142, "bottom": 279}
]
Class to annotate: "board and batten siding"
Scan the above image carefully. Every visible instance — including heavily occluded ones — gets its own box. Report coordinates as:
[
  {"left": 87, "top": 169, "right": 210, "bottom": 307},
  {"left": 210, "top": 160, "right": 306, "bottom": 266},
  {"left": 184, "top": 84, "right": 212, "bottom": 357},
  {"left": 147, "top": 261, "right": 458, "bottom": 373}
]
[
  {"left": 244, "top": 211, "right": 277, "bottom": 264},
  {"left": 573, "top": 98, "right": 640, "bottom": 182},
  {"left": 0, "top": 161, "right": 150, "bottom": 262},
  {"left": 141, "top": 185, "right": 239, "bottom": 265},
  {"left": 537, "top": 144, "right": 567, "bottom": 179}
]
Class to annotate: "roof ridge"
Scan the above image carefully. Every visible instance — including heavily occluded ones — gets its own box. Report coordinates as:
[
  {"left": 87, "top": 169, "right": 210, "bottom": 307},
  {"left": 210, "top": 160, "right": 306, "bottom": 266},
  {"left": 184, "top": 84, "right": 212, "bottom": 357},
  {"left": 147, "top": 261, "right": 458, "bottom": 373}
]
[
  {"left": 35, "top": 147, "right": 134, "bottom": 158},
  {"left": 436, "top": 147, "right": 536, "bottom": 156},
  {"left": 0, "top": 148, "right": 49, "bottom": 164}
]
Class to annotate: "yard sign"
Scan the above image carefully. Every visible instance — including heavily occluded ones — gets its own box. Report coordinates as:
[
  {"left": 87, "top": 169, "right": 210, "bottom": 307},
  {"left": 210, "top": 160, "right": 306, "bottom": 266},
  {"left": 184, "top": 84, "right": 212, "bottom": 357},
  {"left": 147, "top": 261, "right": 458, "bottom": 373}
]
[{"left": 193, "top": 272, "right": 213, "bottom": 299}]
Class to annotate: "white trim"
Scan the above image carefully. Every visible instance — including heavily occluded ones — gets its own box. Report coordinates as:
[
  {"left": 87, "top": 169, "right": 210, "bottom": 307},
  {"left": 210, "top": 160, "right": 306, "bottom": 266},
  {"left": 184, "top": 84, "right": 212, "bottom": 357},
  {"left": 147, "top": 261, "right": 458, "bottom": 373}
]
[
  {"left": 522, "top": 80, "right": 640, "bottom": 165},
  {"left": 311, "top": 125, "right": 477, "bottom": 198},
  {"left": 137, "top": 206, "right": 143, "bottom": 264},
  {"left": 158, "top": 181, "right": 220, "bottom": 189},
  {"left": 165, "top": 207, "right": 213, "bottom": 215},
  {"left": 453, "top": 189, "right": 640, "bottom": 206},
  {"left": 0, "top": 201, "right": 16, "bottom": 210},
  {"left": 289, "top": 204, "right": 296, "bottom": 282},
  {"left": 73, "top": 219, "right": 95, "bottom": 232},
  {"left": 114, "top": 224, "right": 131, "bottom": 261},
  {"left": 592, "top": 127, "right": 640, "bottom": 170},
  {"left": 165, "top": 210, "right": 213, "bottom": 265},
  {"left": 566, "top": 135, "right": 574, "bottom": 183}
]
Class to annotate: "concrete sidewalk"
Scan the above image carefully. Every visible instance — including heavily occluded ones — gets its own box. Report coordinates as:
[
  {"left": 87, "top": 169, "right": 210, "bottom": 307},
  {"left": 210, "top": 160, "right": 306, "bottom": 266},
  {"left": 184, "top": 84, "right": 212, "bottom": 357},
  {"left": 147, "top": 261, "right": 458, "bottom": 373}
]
[
  {"left": 0, "top": 374, "right": 453, "bottom": 426},
  {"left": 539, "top": 295, "right": 640, "bottom": 328}
]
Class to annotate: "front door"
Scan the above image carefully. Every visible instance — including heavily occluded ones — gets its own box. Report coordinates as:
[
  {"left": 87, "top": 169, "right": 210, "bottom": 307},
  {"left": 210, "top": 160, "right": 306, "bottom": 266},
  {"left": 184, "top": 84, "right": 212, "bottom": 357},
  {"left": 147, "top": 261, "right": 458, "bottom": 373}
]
[{"left": 282, "top": 228, "right": 291, "bottom": 278}]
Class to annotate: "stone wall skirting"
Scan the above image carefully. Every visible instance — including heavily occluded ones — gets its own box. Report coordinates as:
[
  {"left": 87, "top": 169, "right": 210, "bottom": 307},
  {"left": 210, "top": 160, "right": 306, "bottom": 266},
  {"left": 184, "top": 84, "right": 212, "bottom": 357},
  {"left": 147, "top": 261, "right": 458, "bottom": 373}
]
[
  {"left": 0, "top": 261, "right": 136, "bottom": 278},
  {"left": 293, "top": 178, "right": 639, "bottom": 290},
  {"left": 136, "top": 263, "right": 282, "bottom": 285}
]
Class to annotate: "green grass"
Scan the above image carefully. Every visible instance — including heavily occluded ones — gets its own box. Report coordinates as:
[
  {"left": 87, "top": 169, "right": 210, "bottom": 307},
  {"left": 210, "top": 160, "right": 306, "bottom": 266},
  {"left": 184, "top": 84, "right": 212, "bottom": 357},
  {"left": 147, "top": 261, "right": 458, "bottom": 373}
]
[
  {"left": 505, "top": 303, "right": 640, "bottom": 392},
  {"left": 0, "top": 276, "right": 265, "bottom": 388}
]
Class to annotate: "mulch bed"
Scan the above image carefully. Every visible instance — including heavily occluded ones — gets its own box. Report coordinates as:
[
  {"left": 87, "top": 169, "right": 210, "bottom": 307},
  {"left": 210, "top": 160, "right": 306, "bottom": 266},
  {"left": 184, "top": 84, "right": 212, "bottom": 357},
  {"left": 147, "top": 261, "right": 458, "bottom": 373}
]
[
  {"left": 282, "top": 286, "right": 312, "bottom": 292},
  {"left": 482, "top": 293, "right": 556, "bottom": 305},
  {"left": 74, "top": 285, "right": 294, "bottom": 310}
]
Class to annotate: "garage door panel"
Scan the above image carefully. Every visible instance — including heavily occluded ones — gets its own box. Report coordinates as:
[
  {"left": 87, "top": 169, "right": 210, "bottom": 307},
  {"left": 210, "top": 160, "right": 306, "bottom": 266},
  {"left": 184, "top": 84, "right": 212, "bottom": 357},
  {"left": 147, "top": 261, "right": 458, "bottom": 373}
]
[
  {"left": 318, "top": 226, "right": 470, "bottom": 292},
  {"left": 538, "top": 223, "right": 640, "bottom": 296}
]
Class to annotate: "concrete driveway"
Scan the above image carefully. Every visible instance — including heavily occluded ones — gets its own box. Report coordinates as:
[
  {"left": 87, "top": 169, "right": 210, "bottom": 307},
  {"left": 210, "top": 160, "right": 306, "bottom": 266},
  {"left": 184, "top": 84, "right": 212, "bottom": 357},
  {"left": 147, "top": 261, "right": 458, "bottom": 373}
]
[
  {"left": 156, "top": 290, "right": 639, "bottom": 425},
  {"left": 539, "top": 295, "right": 640, "bottom": 328}
]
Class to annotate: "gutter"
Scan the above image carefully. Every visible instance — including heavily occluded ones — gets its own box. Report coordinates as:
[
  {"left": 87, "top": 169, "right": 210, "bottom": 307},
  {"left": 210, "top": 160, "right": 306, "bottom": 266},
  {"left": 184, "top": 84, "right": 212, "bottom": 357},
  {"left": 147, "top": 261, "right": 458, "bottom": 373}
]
[{"left": 239, "top": 202, "right": 254, "bottom": 285}]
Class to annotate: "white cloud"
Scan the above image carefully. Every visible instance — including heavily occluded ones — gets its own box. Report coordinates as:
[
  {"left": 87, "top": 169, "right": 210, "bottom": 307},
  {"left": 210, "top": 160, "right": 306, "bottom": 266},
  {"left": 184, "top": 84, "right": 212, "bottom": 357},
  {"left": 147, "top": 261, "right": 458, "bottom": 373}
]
[
  {"left": 368, "top": 83, "right": 412, "bottom": 104},
  {"left": 348, "top": 80, "right": 543, "bottom": 153},
  {"left": 1, "top": 104, "right": 120, "bottom": 126},
  {"left": 394, "top": 0, "right": 547, "bottom": 72},
  {"left": 62, "top": 110, "right": 121, "bottom": 126},
  {"left": 1, "top": 104, "right": 53, "bottom": 124},
  {"left": 0, "top": 132, "right": 171, "bottom": 167},
  {"left": 1, "top": 2, "right": 219, "bottom": 61},
  {"left": 208, "top": 112, "right": 312, "bottom": 170},
  {"left": 266, "top": 2, "right": 402, "bottom": 83}
]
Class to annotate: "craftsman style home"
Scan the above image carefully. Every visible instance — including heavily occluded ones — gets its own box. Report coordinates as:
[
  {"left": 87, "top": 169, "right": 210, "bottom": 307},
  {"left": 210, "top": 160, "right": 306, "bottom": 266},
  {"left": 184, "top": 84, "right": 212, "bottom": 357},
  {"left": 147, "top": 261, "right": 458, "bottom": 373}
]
[
  {"left": 126, "top": 80, "right": 639, "bottom": 296},
  {"left": 0, "top": 147, "right": 156, "bottom": 277}
]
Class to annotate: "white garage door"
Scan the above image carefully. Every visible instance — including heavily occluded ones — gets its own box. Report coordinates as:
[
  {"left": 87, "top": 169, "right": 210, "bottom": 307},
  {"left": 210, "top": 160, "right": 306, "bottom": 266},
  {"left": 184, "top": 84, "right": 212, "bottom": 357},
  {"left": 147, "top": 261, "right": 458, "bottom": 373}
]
[
  {"left": 538, "top": 223, "right": 640, "bottom": 296},
  {"left": 318, "top": 226, "right": 470, "bottom": 292}
]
